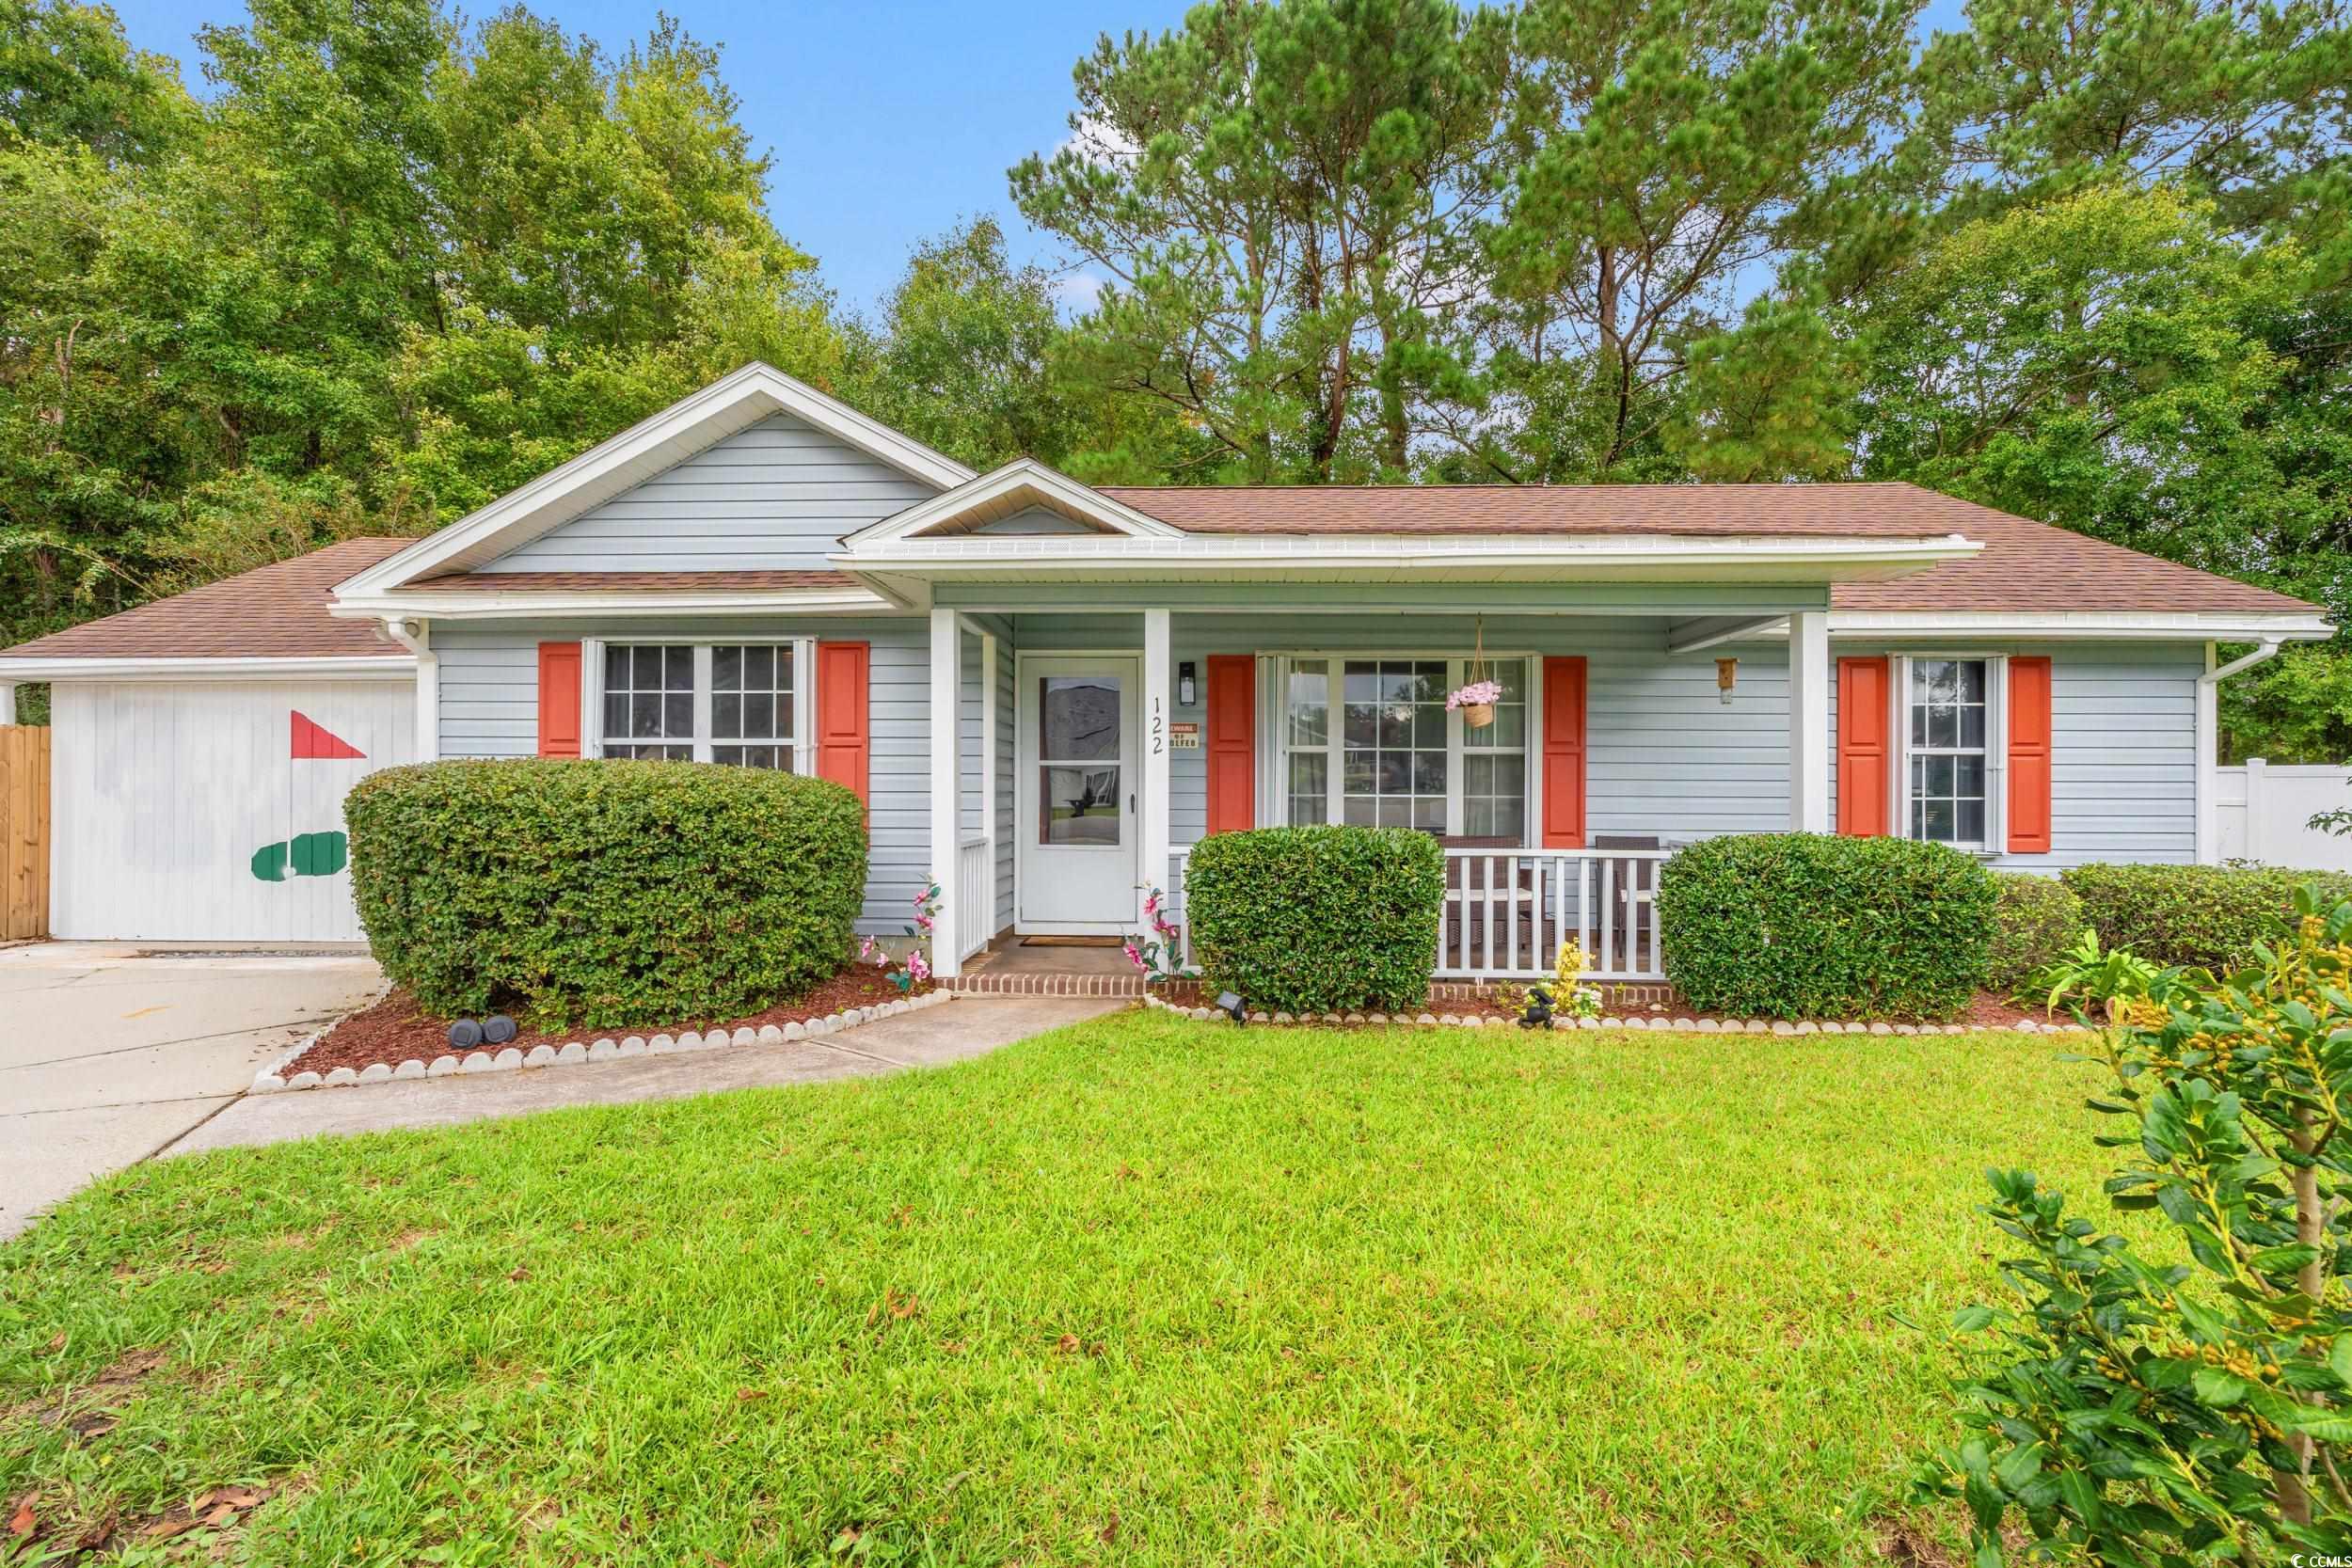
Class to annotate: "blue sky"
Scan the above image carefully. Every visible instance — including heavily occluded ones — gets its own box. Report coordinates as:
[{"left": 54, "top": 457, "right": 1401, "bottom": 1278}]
[{"left": 103, "top": 0, "right": 1973, "bottom": 319}]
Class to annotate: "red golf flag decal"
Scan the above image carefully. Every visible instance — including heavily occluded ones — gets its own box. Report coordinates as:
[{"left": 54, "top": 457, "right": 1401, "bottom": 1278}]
[{"left": 291, "top": 710, "right": 365, "bottom": 760}]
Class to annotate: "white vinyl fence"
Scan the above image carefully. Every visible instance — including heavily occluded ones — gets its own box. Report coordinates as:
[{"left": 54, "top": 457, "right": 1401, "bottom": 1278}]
[{"left": 2215, "top": 759, "right": 2352, "bottom": 871}]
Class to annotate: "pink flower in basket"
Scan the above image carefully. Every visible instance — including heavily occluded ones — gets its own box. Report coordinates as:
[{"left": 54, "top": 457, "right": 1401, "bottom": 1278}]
[{"left": 1446, "top": 679, "right": 1502, "bottom": 710}]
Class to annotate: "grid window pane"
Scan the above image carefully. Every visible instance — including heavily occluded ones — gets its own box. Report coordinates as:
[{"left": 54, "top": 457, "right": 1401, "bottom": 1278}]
[
  {"left": 1288, "top": 661, "right": 1328, "bottom": 747},
  {"left": 710, "top": 643, "right": 794, "bottom": 770},
  {"left": 604, "top": 643, "right": 695, "bottom": 759},
  {"left": 1288, "top": 752, "right": 1328, "bottom": 825},
  {"left": 1340, "top": 659, "right": 1447, "bottom": 832},
  {"left": 1907, "top": 658, "right": 1990, "bottom": 846}
]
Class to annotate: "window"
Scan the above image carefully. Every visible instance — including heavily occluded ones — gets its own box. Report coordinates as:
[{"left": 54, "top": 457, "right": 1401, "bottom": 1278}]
[
  {"left": 596, "top": 641, "right": 810, "bottom": 768},
  {"left": 1279, "top": 655, "right": 1531, "bottom": 838},
  {"left": 1907, "top": 657, "right": 1988, "bottom": 846},
  {"left": 1037, "top": 673, "right": 1124, "bottom": 846},
  {"left": 1461, "top": 659, "right": 1528, "bottom": 837},
  {"left": 711, "top": 644, "right": 794, "bottom": 768},
  {"left": 603, "top": 645, "right": 694, "bottom": 760}
]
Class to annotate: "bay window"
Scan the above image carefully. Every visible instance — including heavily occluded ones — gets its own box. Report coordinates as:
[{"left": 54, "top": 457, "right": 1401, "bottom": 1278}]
[
  {"left": 594, "top": 640, "right": 813, "bottom": 769},
  {"left": 1275, "top": 654, "right": 1532, "bottom": 839}
]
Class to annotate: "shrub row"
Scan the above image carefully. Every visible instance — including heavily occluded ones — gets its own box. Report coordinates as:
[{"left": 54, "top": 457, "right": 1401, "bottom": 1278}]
[
  {"left": 2059, "top": 860, "right": 2352, "bottom": 972},
  {"left": 1184, "top": 826, "right": 1445, "bottom": 1014},
  {"left": 347, "top": 759, "right": 868, "bottom": 1031},
  {"left": 1656, "top": 833, "right": 1996, "bottom": 1019}
]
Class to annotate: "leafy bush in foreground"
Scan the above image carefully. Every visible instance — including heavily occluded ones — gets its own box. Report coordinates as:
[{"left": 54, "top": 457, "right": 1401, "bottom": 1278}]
[
  {"left": 1919, "top": 887, "right": 2352, "bottom": 1559},
  {"left": 1184, "top": 826, "right": 1443, "bottom": 1014},
  {"left": 347, "top": 759, "right": 867, "bottom": 1030},
  {"left": 1656, "top": 832, "right": 1995, "bottom": 1019}
]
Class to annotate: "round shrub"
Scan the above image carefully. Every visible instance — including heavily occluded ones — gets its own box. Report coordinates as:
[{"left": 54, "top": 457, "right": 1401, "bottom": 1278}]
[
  {"left": 1184, "top": 825, "right": 1444, "bottom": 1014},
  {"left": 1656, "top": 832, "right": 1996, "bottom": 1019},
  {"left": 2060, "top": 860, "right": 2352, "bottom": 972},
  {"left": 346, "top": 759, "right": 868, "bottom": 1031},
  {"left": 1986, "top": 872, "right": 2085, "bottom": 994}
]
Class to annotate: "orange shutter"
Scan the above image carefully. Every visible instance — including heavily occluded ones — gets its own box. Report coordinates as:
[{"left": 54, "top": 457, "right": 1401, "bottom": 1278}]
[
  {"left": 1540, "top": 657, "right": 1587, "bottom": 848},
  {"left": 816, "top": 641, "right": 870, "bottom": 818},
  {"left": 536, "top": 642, "right": 582, "bottom": 757},
  {"left": 2008, "top": 656, "right": 2053, "bottom": 854},
  {"left": 1204, "top": 655, "right": 1256, "bottom": 833},
  {"left": 1836, "top": 657, "right": 1891, "bottom": 836}
]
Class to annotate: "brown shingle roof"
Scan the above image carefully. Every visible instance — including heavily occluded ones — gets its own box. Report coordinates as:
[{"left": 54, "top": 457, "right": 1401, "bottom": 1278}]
[
  {"left": 0, "top": 538, "right": 417, "bottom": 661},
  {"left": 412, "top": 569, "right": 862, "bottom": 593},
  {"left": 1100, "top": 481, "right": 2322, "bottom": 616}
]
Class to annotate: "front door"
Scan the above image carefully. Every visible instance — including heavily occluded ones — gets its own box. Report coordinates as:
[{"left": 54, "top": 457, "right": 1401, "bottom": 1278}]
[{"left": 1017, "top": 656, "right": 1140, "bottom": 930}]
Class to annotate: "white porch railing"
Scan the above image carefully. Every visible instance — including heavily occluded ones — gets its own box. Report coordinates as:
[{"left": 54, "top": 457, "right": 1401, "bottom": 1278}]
[
  {"left": 1165, "top": 845, "right": 1671, "bottom": 982},
  {"left": 955, "top": 835, "right": 991, "bottom": 961}
]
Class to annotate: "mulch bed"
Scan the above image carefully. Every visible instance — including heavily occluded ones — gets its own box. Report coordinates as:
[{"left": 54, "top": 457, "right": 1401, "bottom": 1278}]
[{"left": 286, "top": 965, "right": 933, "bottom": 1078}]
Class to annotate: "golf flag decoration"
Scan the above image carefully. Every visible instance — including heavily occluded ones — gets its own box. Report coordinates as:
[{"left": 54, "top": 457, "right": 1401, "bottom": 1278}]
[{"left": 250, "top": 709, "right": 364, "bottom": 881}]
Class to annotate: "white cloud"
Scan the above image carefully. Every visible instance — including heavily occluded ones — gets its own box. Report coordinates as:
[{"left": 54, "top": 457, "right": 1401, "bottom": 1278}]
[
  {"left": 1052, "top": 270, "right": 1109, "bottom": 314},
  {"left": 1053, "top": 112, "right": 1140, "bottom": 167}
]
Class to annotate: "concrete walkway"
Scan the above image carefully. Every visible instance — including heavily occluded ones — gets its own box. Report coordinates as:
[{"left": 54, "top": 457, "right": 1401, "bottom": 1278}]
[
  {"left": 0, "top": 943, "right": 386, "bottom": 1239},
  {"left": 166, "top": 995, "right": 1121, "bottom": 1157}
]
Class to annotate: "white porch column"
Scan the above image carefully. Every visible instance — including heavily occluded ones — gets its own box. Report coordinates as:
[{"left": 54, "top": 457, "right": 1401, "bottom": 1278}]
[
  {"left": 979, "top": 628, "right": 998, "bottom": 943},
  {"left": 0, "top": 682, "right": 15, "bottom": 727},
  {"left": 928, "top": 605, "right": 962, "bottom": 977},
  {"left": 1142, "top": 608, "right": 1172, "bottom": 915},
  {"left": 1788, "top": 610, "right": 1831, "bottom": 832}
]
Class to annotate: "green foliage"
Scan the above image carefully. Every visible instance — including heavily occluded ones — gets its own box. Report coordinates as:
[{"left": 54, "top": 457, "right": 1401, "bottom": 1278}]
[
  {"left": 1986, "top": 871, "right": 2086, "bottom": 995},
  {"left": 1917, "top": 888, "right": 2352, "bottom": 1558},
  {"left": 1184, "top": 825, "right": 1445, "bottom": 1013},
  {"left": 1657, "top": 832, "right": 1997, "bottom": 1018},
  {"left": 344, "top": 759, "right": 867, "bottom": 1031},
  {"left": 2061, "top": 860, "right": 2352, "bottom": 972}
]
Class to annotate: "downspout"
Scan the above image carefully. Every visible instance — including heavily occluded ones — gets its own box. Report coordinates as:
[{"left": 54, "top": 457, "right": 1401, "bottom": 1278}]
[
  {"left": 2195, "top": 639, "right": 2280, "bottom": 864},
  {"left": 381, "top": 617, "right": 439, "bottom": 762}
]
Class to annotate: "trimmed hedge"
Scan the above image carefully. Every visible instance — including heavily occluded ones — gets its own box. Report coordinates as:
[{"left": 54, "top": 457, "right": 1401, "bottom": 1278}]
[
  {"left": 1184, "top": 826, "right": 1444, "bottom": 1014},
  {"left": 1656, "top": 832, "right": 1996, "bottom": 1019},
  {"left": 346, "top": 759, "right": 868, "bottom": 1030},
  {"left": 2060, "top": 861, "right": 2352, "bottom": 972},
  {"left": 1986, "top": 872, "right": 2085, "bottom": 994}
]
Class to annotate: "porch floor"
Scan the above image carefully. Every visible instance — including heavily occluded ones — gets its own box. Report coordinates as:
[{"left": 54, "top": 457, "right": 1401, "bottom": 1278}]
[{"left": 950, "top": 936, "right": 1146, "bottom": 996}]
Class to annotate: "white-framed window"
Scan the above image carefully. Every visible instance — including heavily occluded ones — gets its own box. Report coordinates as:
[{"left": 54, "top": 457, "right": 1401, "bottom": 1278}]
[
  {"left": 591, "top": 640, "right": 814, "bottom": 770},
  {"left": 1274, "top": 654, "right": 1533, "bottom": 839},
  {"left": 1897, "top": 654, "right": 2003, "bottom": 850}
]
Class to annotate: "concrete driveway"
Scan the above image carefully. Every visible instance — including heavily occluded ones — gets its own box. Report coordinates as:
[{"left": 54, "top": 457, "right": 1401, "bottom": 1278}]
[{"left": 0, "top": 943, "right": 383, "bottom": 1239}]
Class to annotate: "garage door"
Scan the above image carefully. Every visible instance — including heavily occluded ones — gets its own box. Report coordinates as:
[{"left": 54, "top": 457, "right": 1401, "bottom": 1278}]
[{"left": 51, "top": 681, "right": 415, "bottom": 942}]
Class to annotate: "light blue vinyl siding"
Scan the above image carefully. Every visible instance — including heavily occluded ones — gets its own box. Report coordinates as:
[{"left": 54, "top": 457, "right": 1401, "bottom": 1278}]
[
  {"left": 478, "top": 414, "right": 938, "bottom": 573},
  {"left": 433, "top": 618, "right": 935, "bottom": 933},
  {"left": 1825, "top": 642, "right": 2201, "bottom": 868},
  {"left": 1009, "top": 612, "right": 1797, "bottom": 847},
  {"left": 432, "top": 610, "right": 2208, "bottom": 942}
]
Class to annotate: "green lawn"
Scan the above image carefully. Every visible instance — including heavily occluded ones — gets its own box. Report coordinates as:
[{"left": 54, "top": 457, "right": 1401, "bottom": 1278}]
[{"left": 1, "top": 1013, "right": 2115, "bottom": 1566}]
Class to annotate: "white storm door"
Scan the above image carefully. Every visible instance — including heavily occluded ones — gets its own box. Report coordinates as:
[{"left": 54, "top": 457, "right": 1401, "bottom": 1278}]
[{"left": 1017, "top": 656, "right": 1140, "bottom": 930}]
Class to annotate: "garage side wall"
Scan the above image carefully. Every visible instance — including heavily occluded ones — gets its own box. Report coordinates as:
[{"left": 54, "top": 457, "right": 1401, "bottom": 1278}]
[{"left": 51, "top": 680, "right": 414, "bottom": 942}]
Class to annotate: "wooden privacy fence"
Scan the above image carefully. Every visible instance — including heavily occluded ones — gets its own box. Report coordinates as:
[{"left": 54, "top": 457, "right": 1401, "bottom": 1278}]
[{"left": 1, "top": 725, "right": 50, "bottom": 940}]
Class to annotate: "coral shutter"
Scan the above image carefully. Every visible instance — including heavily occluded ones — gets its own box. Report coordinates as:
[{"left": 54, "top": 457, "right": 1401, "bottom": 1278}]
[
  {"left": 1204, "top": 655, "right": 1256, "bottom": 833},
  {"left": 536, "top": 641, "right": 582, "bottom": 757},
  {"left": 816, "top": 641, "right": 871, "bottom": 817},
  {"left": 1835, "top": 657, "right": 1891, "bottom": 836},
  {"left": 2008, "top": 657, "right": 2054, "bottom": 854},
  {"left": 1540, "top": 657, "right": 1586, "bottom": 848}
]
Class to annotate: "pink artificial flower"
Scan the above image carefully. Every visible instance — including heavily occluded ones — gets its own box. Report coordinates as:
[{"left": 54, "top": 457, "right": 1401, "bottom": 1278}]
[
  {"left": 1143, "top": 891, "right": 1159, "bottom": 916},
  {"left": 1123, "top": 940, "right": 1144, "bottom": 971},
  {"left": 906, "top": 950, "right": 930, "bottom": 981},
  {"left": 914, "top": 913, "right": 933, "bottom": 932}
]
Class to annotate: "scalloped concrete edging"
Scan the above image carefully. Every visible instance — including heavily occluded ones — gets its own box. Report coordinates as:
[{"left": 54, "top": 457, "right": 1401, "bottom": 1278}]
[
  {"left": 1140, "top": 990, "right": 2090, "bottom": 1036},
  {"left": 250, "top": 989, "right": 958, "bottom": 1094}
]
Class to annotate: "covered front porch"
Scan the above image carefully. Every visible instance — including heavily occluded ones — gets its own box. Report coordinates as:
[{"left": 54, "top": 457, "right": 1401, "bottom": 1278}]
[{"left": 919, "top": 594, "right": 1842, "bottom": 986}]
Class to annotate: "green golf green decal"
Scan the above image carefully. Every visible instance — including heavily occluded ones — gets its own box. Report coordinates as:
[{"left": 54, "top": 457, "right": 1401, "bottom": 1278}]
[{"left": 251, "top": 831, "right": 348, "bottom": 882}]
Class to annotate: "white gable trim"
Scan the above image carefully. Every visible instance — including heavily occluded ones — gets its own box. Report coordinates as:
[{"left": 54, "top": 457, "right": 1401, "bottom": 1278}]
[
  {"left": 841, "top": 459, "right": 1187, "bottom": 548},
  {"left": 334, "top": 363, "right": 974, "bottom": 599}
]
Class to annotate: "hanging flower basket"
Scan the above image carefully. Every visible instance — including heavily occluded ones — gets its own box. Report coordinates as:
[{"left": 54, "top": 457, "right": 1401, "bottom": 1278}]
[
  {"left": 1447, "top": 680, "right": 1502, "bottom": 728},
  {"left": 1449, "top": 617, "right": 1501, "bottom": 727}
]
